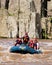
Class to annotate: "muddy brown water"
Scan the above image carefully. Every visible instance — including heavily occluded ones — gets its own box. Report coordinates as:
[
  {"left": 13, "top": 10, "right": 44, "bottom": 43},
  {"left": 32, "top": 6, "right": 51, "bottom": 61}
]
[{"left": 0, "top": 39, "right": 52, "bottom": 65}]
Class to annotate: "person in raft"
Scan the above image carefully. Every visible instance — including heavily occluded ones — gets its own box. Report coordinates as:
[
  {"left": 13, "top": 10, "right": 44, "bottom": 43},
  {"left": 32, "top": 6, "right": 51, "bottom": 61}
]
[
  {"left": 22, "top": 32, "right": 30, "bottom": 45},
  {"left": 28, "top": 40, "right": 34, "bottom": 48},
  {"left": 14, "top": 34, "right": 22, "bottom": 46},
  {"left": 33, "top": 38, "right": 40, "bottom": 50},
  {"left": 28, "top": 38, "right": 40, "bottom": 50}
]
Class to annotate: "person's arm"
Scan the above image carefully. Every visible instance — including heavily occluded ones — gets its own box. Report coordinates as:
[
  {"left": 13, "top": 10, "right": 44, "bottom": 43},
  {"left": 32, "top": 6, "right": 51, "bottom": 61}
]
[
  {"left": 36, "top": 43, "right": 40, "bottom": 50},
  {"left": 14, "top": 40, "right": 18, "bottom": 46}
]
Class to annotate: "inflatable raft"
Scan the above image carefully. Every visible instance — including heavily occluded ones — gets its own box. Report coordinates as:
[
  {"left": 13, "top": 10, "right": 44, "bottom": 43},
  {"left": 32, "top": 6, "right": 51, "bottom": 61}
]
[{"left": 10, "top": 44, "right": 42, "bottom": 54}]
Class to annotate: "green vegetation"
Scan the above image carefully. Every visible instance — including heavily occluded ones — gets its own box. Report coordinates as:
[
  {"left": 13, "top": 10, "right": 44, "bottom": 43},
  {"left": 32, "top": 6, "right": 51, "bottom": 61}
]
[
  {"left": 50, "top": 17, "right": 52, "bottom": 23},
  {"left": 42, "top": 29, "right": 48, "bottom": 39},
  {"left": 8, "top": 12, "right": 14, "bottom": 16}
]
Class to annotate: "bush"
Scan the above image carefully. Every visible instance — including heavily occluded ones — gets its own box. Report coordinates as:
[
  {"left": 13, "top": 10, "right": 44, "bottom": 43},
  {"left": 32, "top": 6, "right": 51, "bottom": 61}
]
[{"left": 42, "top": 29, "right": 48, "bottom": 39}]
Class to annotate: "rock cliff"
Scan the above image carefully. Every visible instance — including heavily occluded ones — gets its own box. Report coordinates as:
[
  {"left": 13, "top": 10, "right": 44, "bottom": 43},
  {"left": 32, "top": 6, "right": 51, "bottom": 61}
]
[{"left": 0, "top": 0, "right": 41, "bottom": 38}]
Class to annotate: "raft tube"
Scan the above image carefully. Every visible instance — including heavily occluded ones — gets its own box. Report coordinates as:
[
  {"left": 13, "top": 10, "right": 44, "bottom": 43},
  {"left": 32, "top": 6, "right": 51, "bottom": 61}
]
[{"left": 10, "top": 44, "right": 42, "bottom": 54}]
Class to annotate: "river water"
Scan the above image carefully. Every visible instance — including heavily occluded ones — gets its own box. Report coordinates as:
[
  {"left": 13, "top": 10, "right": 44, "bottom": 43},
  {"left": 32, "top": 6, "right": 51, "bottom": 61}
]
[{"left": 0, "top": 39, "right": 52, "bottom": 65}]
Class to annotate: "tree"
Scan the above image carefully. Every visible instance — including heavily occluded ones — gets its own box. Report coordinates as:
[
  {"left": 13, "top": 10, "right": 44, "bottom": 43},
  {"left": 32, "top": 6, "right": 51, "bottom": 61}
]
[
  {"left": 41, "top": 0, "right": 47, "bottom": 17},
  {"left": 5, "top": 0, "right": 9, "bottom": 10},
  {"left": 17, "top": 0, "right": 20, "bottom": 36}
]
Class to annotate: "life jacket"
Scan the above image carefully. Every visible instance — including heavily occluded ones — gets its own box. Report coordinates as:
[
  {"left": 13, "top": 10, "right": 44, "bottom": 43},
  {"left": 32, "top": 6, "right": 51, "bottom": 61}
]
[
  {"left": 34, "top": 43, "right": 39, "bottom": 50},
  {"left": 34, "top": 43, "right": 37, "bottom": 49},
  {"left": 15, "top": 38, "right": 22, "bottom": 46},
  {"left": 23, "top": 36, "right": 29, "bottom": 43},
  {"left": 28, "top": 40, "right": 34, "bottom": 48},
  {"left": 19, "top": 39, "right": 22, "bottom": 44}
]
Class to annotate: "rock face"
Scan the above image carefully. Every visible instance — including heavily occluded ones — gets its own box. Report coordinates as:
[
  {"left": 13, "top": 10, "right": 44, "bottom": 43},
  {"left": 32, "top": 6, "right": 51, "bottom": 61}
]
[
  {"left": 48, "top": 0, "right": 52, "bottom": 16},
  {"left": 7, "top": 16, "right": 17, "bottom": 38},
  {"left": 1, "top": 0, "right": 6, "bottom": 8},
  {"left": 0, "top": 0, "right": 41, "bottom": 38},
  {"left": 0, "top": 9, "right": 8, "bottom": 37}
]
